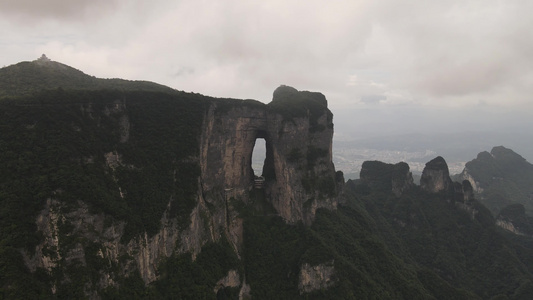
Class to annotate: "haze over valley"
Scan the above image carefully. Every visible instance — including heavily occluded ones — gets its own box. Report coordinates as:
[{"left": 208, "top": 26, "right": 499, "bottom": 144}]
[{"left": 2, "top": 1, "right": 532, "bottom": 166}]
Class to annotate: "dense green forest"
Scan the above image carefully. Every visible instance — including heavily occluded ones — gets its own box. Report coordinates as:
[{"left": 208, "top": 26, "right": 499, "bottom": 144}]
[{"left": 0, "top": 88, "right": 211, "bottom": 298}]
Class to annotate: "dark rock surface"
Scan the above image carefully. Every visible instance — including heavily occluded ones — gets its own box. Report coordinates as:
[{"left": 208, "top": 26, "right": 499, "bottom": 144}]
[
  {"left": 359, "top": 161, "right": 414, "bottom": 197},
  {"left": 200, "top": 85, "right": 340, "bottom": 225},
  {"left": 420, "top": 156, "right": 453, "bottom": 193}
]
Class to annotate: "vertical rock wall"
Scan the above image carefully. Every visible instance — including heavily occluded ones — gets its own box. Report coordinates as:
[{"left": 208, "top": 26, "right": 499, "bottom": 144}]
[
  {"left": 420, "top": 156, "right": 453, "bottom": 193},
  {"left": 199, "top": 86, "right": 340, "bottom": 225},
  {"left": 23, "top": 86, "right": 342, "bottom": 296}
]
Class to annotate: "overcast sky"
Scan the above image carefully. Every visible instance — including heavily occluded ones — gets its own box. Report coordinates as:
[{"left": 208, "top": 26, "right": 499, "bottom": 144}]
[{"left": 1, "top": 0, "right": 532, "bottom": 156}]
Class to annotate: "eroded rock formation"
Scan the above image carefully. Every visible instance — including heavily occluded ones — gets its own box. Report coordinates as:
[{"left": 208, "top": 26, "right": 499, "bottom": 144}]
[
  {"left": 298, "top": 260, "right": 337, "bottom": 294},
  {"left": 420, "top": 157, "right": 479, "bottom": 219},
  {"left": 496, "top": 204, "right": 533, "bottom": 236},
  {"left": 420, "top": 156, "right": 453, "bottom": 193},
  {"left": 200, "top": 85, "right": 340, "bottom": 225},
  {"left": 359, "top": 161, "right": 414, "bottom": 196}
]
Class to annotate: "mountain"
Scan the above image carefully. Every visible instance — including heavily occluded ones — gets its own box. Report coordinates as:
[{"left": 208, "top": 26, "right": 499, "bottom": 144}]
[
  {"left": 496, "top": 203, "right": 533, "bottom": 236},
  {"left": 348, "top": 158, "right": 533, "bottom": 299},
  {"left": 0, "top": 54, "right": 176, "bottom": 97},
  {"left": 456, "top": 146, "right": 533, "bottom": 216},
  {"left": 2, "top": 59, "right": 533, "bottom": 299}
]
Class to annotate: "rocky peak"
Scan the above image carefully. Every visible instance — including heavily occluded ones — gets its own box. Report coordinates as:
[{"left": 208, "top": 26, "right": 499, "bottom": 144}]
[
  {"left": 272, "top": 85, "right": 328, "bottom": 107},
  {"left": 272, "top": 85, "right": 299, "bottom": 100},
  {"left": 359, "top": 161, "right": 414, "bottom": 196},
  {"left": 420, "top": 157, "right": 478, "bottom": 218},
  {"left": 490, "top": 146, "right": 527, "bottom": 163},
  {"left": 420, "top": 156, "right": 452, "bottom": 193},
  {"left": 457, "top": 145, "right": 533, "bottom": 216}
]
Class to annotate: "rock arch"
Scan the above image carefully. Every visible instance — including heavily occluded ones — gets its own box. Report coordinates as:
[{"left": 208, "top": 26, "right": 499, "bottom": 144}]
[{"left": 199, "top": 86, "right": 340, "bottom": 225}]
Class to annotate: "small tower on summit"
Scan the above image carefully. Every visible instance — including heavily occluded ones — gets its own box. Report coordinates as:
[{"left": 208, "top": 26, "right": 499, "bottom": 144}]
[{"left": 38, "top": 54, "right": 51, "bottom": 62}]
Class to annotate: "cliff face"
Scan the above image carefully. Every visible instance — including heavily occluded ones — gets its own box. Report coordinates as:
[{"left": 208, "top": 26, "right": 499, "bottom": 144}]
[
  {"left": 496, "top": 204, "right": 533, "bottom": 236},
  {"left": 200, "top": 85, "right": 340, "bottom": 225},
  {"left": 457, "top": 146, "right": 533, "bottom": 216},
  {"left": 266, "top": 86, "right": 339, "bottom": 224},
  {"left": 420, "top": 156, "right": 453, "bottom": 193},
  {"left": 359, "top": 161, "right": 414, "bottom": 196},
  {"left": 420, "top": 157, "right": 479, "bottom": 219},
  {"left": 13, "top": 85, "right": 340, "bottom": 297}
]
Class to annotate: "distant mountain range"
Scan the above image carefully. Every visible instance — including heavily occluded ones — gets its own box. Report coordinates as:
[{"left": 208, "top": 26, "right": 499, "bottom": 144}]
[{"left": 334, "top": 132, "right": 533, "bottom": 180}]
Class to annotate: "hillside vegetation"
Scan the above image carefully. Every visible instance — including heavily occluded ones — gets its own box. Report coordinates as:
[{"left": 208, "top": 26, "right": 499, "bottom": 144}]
[
  {"left": 456, "top": 146, "right": 533, "bottom": 216},
  {"left": 2, "top": 59, "right": 533, "bottom": 299},
  {"left": 0, "top": 56, "right": 176, "bottom": 98}
]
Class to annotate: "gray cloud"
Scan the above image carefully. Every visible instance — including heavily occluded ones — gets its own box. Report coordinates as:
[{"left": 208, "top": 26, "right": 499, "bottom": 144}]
[
  {"left": 371, "top": 0, "right": 533, "bottom": 103},
  {"left": 1, "top": 0, "right": 532, "bottom": 151},
  {"left": 360, "top": 95, "right": 386, "bottom": 104},
  {"left": 0, "top": 0, "right": 121, "bottom": 21}
]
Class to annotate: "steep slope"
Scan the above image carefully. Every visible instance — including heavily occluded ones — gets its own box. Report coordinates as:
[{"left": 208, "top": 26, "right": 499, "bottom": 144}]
[
  {"left": 348, "top": 158, "right": 533, "bottom": 299},
  {"left": 457, "top": 146, "right": 533, "bottom": 216}
]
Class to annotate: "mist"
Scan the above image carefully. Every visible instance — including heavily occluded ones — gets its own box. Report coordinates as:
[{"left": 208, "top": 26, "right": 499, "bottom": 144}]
[{"left": 2, "top": 0, "right": 532, "bottom": 174}]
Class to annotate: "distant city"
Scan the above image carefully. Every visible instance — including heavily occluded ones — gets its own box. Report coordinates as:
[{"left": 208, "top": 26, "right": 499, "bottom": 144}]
[
  {"left": 251, "top": 139, "right": 467, "bottom": 180},
  {"left": 331, "top": 146, "right": 465, "bottom": 179}
]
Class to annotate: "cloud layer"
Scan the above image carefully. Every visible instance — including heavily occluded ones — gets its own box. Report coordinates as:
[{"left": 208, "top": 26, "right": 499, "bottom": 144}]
[{"left": 1, "top": 0, "right": 532, "bottom": 141}]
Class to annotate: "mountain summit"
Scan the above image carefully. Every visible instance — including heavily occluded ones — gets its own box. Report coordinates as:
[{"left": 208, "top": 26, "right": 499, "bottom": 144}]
[
  {"left": 0, "top": 56, "right": 175, "bottom": 97},
  {"left": 37, "top": 54, "right": 51, "bottom": 62},
  {"left": 458, "top": 146, "right": 533, "bottom": 216}
]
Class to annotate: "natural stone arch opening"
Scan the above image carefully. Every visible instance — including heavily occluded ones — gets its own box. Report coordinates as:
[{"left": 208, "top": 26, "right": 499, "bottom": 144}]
[
  {"left": 250, "top": 130, "right": 275, "bottom": 186},
  {"left": 251, "top": 138, "right": 266, "bottom": 176}
]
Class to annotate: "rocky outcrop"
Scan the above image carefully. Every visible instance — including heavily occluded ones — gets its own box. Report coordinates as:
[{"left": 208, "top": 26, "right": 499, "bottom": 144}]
[
  {"left": 23, "top": 199, "right": 63, "bottom": 274},
  {"left": 24, "top": 192, "right": 217, "bottom": 292},
  {"left": 458, "top": 146, "right": 531, "bottom": 195},
  {"left": 420, "top": 156, "right": 453, "bottom": 193},
  {"left": 213, "top": 269, "right": 252, "bottom": 299},
  {"left": 24, "top": 199, "right": 123, "bottom": 292},
  {"left": 462, "top": 180, "right": 474, "bottom": 203},
  {"left": 457, "top": 168, "right": 483, "bottom": 193},
  {"left": 496, "top": 204, "right": 533, "bottom": 236},
  {"left": 214, "top": 270, "right": 241, "bottom": 293},
  {"left": 298, "top": 260, "right": 337, "bottom": 294},
  {"left": 199, "top": 85, "right": 340, "bottom": 225},
  {"left": 452, "top": 180, "right": 479, "bottom": 218},
  {"left": 496, "top": 219, "right": 526, "bottom": 235},
  {"left": 359, "top": 161, "right": 414, "bottom": 196},
  {"left": 456, "top": 146, "right": 533, "bottom": 216},
  {"left": 420, "top": 157, "right": 479, "bottom": 218}
]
